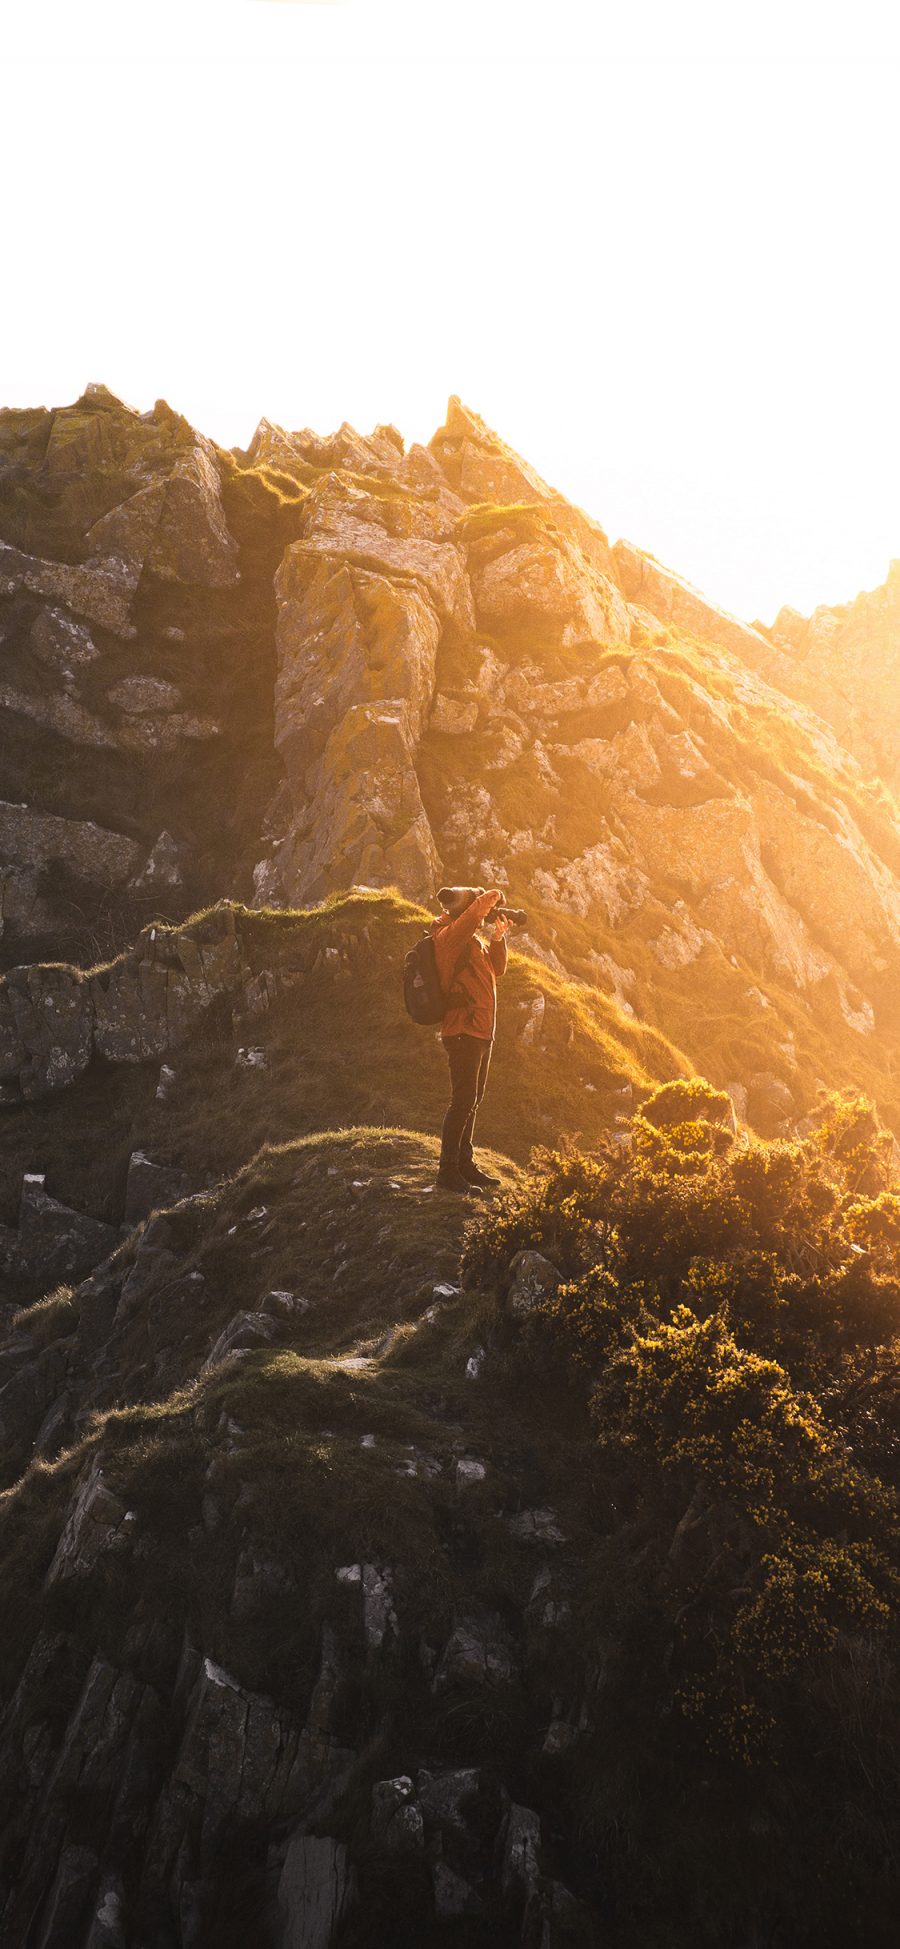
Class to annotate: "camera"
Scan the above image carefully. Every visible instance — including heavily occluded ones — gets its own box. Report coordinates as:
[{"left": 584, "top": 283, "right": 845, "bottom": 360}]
[{"left": 489, "top": 902, "right": 527, "bottom": 929}]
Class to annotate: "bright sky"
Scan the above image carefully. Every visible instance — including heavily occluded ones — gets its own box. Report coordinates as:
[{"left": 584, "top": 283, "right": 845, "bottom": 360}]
[{"left": 5, "top": 1, "right": 900, "bottom": 624}]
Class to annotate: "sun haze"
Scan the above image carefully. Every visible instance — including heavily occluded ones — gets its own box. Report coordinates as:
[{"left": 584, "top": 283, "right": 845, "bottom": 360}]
[{"left": 6, "top": 0, "right": 900, "bottom": 623}]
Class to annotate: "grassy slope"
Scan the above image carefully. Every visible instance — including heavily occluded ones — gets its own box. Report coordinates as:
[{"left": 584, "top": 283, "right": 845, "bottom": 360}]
[
  {"left": 420, "top": 616, "right": 900, "bottom": 1134},
  {"left": 0, "top": 1127, "right": 605, "bottom": 1943},
  {"left": 8, "top": 1115, "right": 888, "bottom": 1945},
  {"left": 0, "top": 890, "right": 688, "bottom": 1233}
]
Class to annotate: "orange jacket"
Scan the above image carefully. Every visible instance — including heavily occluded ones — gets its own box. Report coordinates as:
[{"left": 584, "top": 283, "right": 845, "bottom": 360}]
[{"left": 432, "top": 890, "right": 508, "bottom": 1041}]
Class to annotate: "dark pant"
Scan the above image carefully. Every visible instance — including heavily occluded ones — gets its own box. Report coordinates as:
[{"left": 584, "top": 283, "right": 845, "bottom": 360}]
[{"left": 440, "top": 1034, "right": 493, "bottom": 1173}]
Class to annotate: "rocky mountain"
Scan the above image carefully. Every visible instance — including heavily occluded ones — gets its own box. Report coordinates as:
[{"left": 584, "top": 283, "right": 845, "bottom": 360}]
[
  {"left": 1, "top": 386, "right": 898, "bottom": 1140},
  {"left": 766, "top": 562, "right": 900, "bottom": 798},
  {"left": 0, "top": 387, "right": 898, "bottom": 1947}
]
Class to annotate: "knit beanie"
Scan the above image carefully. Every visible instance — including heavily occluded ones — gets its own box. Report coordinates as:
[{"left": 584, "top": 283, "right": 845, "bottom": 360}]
[{"left": 437, "top": 885, "right": 485, "bottom": 915}]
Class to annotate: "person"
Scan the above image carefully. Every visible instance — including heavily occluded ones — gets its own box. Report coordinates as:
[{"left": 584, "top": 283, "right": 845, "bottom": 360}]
[{"left": 431, "top": 885, "right": 510, "bottom": 1193}]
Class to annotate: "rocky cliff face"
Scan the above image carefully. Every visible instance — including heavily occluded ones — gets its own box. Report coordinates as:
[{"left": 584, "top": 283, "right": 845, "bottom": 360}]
[
  {"left": 0, "top": 385, "right": 899, "bottom": 1947},
  {"left": 0, "top": 1122, "right": 610, "bottom": 1949},
  {"left": 2, "top": 386, "right": 899, "bottom": 1134},
  {"left": 768, "top": 561, "right": 900, "bottom": 798},
  {"left": 0, "top": 386, "right": 286, "bottom": 966}
]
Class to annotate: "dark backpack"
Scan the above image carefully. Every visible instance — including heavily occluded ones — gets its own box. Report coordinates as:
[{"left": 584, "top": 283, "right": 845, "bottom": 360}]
[{"left": 403, "top": 933, "right": 467, "bottom": 1026}]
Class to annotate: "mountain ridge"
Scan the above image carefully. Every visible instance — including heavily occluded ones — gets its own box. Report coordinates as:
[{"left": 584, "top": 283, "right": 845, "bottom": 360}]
[
  {"left": 2, "top": 386, "right": 899, "bottom": 1142},
  {"left": 1, "top": 385, "right": 899, "bottom": 1948}
]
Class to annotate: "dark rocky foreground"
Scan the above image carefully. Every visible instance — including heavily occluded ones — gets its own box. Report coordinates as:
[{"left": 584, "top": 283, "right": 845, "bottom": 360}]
[
  {"left": 0, "top": 386, "right": 898, "bottom": 1945},
  {"left": 0, "top": 1128, "right": 602, "bottom": 1948}
]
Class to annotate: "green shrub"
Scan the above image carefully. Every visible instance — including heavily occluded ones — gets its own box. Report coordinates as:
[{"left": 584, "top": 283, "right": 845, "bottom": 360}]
[
  {"left": 465, "top": 1087, "right": 900, "bottom": 1779},
  {"left": 639, "top": 1076, "right": 734, "bottom": 1130}
]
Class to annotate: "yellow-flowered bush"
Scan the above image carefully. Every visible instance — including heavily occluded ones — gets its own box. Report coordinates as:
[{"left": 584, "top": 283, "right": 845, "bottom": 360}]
[{"left": 464, "top": 1084, "right": 900, "bottom": 1770}]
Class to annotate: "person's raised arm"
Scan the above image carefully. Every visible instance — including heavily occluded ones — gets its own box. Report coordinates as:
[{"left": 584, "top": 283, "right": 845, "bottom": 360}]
[{"left": 440, "top": 889, "right": 503, "bottom": 959}]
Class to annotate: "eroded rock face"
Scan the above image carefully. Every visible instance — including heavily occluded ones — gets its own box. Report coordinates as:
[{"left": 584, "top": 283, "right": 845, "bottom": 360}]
[
  {"left": 277, "top": 1834, "right": 356, "bottom": 1949},
  {"left": 0, "top": 905, "right": 246, "bottom": 1100},
  {"left": 268, "top": 476, "right": 455, "bottom": 900},
  {"left": 469, "top": 526, "right": 629, "bottom": 649},
  {"left": 431, "top": 395, "right": 557, "bottom": 508},
  {"left": 771, "top": 559, "right": 900, "bottom": 795},
  {"left": 614, "top": 537, "right": 771, "bottom": 665},
  {"left": 13, "top": 1175, "right": 118, "bottom": 1291},
  {"left": 44, "top": 1458, "right": 135, "bottom": 1587},
  {"left": 0, "top": 537, "right": 143, "bottom": 638},
  {"left": 0, "top": 389, "right": 270, "bottom": 967},
  {"left": 0, "top": 901, "right": 380, "bottom": 1112},
  {"left": 0, "top": 802, "right": 142, "bottom": 892},
  {"left": 123, "top": 1151, "right": 195, "bottom": 1229},
  {"left": 2, "top": 381, "right": 900, "bottom": 1145}
]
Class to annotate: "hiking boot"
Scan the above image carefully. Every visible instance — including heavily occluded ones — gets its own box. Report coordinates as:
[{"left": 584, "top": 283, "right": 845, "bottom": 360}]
[
  {"left": 459, "top": 1162, "right": 501, "bottom": 1188},
  {"left": 435, "top": 1167, "right": 481, "bottom": 1195}
]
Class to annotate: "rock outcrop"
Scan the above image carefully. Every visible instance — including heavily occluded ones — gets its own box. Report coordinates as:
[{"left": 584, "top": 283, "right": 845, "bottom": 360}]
[
  {"left": 3, "top": 382, "right": 899, "bottom": 1143},
  {"left": 268, "top": 474, "right": 457, "bottom": 900},
  {"left": 0, "top": 1128, "right": 606, "bottom": 1945},
  {"left": 0, "top": 384, "right": 897, "bottom": 1948},
  {"left": 768, "top": 560, "right": 900, "bottom": 796}
]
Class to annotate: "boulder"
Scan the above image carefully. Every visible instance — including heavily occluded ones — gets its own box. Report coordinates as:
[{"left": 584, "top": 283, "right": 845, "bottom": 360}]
[
  {"left": 431, "top": 396, "right": 556, "bottom": 505},
  {"left": 354, "top": 1562, "right": 398, "bottom": 1650},
  {"left": 29, "top": 605, "right": 100, "bottom": 670},
  {"left": 433, "top": 1614, "right": 517, "bottom": 1692},
  {"left": 507, "top": 1250, "right": 562, "bottom": 1317},
  {"left": 0, "top": 674, "right": 218, "bottom": 756},
  {"left": 128, "top": 831, "right": 188, "bottom": 896},
  {"left": 42, "top": 400, "right": 117, "bottom": 480},
  {"left": 518, "top": 993, "right": 546, "bottom": 1047},
  {"left": 0, "top": 801, "right": 143, "bottom": 890},
  {"left": 108, "top": 677, "right": 182, "bottom": 715},
  {"left": 16, "top": 1173, "right": 117, "bottom": 1288},
  {"left": 507, "top": 1507, "right": 567, "bottom": 1546},
  {"left": 370, "top": 1775, "right": 424, "bottom": 1853},
  {"left": 248, "top": 415, "right": 403, "bottom": 481},
  {"left": 0, "top": 964, "right": 93, "bottom": 1098},
  {"left": 287, "top": 471, "right": 473, "bottom": 632},
  {"left": 262, "top": 1289, "right": 308, "bottom": 1319},
  {"left": 155, "top": 1063, "right": 177, "bottom": 1103},
  {"left": 82, "top": 438, "right": 239, "bottom": 591},
  {"left": 85, "top": 478, "right": 168, "bottom": 564},
  {"left": 123, "top": 1152, "right": 194, "bottom": 1228},
  {"left": 201, "top": 1311, "right": 279, "bottom": 1374},
  {"left": 0, "top": 537, "right": 140, "bottom": 636},
  {"left": 145, "top": 443, "right": 239, "bottom": 587},
  {"left": 470, "top": 528, "right": 629, "bottom": 648},
  {"left": 431, "top": 692, "right": 479, "bottom": 735}
]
